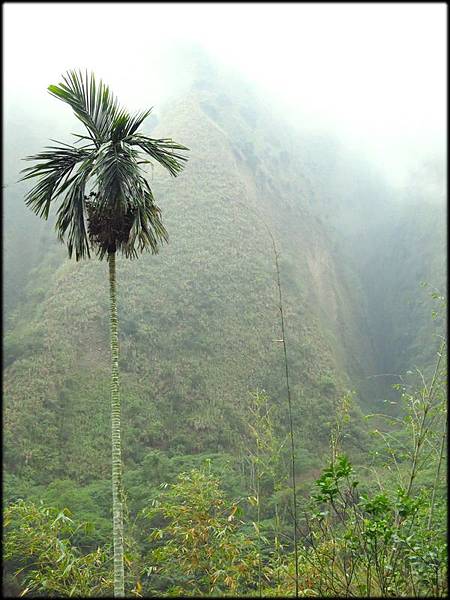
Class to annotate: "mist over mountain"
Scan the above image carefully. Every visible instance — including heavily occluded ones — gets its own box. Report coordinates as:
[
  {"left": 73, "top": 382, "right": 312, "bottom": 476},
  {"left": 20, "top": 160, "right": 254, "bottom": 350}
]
[
  {"left": 4, "top": 47, "right": 445, "bottom": 484},
  {"left": 3, "top": 2, "right": 447, "bottom": 592}
]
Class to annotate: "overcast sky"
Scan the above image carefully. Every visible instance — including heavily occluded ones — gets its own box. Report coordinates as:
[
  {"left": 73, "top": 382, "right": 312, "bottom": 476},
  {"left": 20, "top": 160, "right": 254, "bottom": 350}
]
[{"left": 4, "top": 2, "right": 447, "bottom": 187}]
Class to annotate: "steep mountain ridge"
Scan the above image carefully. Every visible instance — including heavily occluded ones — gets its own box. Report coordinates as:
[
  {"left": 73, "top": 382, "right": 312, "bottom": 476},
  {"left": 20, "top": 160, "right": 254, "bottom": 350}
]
[
  {"left": 3, "top": 58, "right": 445, "bottom": 489},
  {"left": 4, "top": 81, "right": 368, "bottom": 485}
]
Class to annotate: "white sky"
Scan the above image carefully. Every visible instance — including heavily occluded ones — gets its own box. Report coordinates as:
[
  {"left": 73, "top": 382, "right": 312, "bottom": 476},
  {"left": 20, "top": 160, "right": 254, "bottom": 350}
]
[{"left": 3, "top": 2, "right": 447, "bottom": 187}]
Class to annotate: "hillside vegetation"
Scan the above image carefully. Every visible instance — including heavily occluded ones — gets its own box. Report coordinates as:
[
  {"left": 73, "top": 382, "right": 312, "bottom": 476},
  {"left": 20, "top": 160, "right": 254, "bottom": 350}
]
[{"left": 3, "top": 56, "right": 446, "bottom": 597}]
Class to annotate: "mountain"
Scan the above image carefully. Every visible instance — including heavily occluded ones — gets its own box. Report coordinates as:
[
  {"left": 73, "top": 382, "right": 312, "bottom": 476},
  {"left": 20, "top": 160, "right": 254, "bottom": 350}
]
[{"left": 3, "top": 51, "right": 445, "bottom": 490}]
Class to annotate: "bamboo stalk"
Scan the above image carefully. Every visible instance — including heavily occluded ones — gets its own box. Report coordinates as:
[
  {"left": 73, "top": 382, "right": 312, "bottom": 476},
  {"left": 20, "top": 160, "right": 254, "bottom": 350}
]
[{"left": 230, "top": 199, "right": 300, "bottom": 597}]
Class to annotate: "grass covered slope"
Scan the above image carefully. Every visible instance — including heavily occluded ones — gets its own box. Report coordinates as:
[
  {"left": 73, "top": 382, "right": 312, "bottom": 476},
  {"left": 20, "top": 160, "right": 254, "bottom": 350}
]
[
  {"left": 4, "top": 57, "right": 444, "bottom": 489},
  {"left": 4, "top": 77, "right": 373, "bottom": 487}
]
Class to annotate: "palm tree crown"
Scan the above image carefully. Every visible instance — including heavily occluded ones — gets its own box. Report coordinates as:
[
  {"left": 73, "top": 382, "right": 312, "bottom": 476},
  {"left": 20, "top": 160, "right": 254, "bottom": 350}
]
[{"left": 21, "top": 69, "right": 189, "bottom": 260}]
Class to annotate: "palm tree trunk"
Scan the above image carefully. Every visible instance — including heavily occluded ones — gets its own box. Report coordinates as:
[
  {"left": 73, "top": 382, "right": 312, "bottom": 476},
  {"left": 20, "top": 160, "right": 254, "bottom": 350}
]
[{"left": 109, "top": 251, "right": 125, "bottom": 597}]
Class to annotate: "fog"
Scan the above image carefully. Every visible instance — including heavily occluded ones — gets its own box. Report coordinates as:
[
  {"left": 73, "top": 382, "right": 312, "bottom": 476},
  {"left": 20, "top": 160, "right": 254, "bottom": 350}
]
[{"left": 4, "top": 2, "right": 446, "bottom": 188}]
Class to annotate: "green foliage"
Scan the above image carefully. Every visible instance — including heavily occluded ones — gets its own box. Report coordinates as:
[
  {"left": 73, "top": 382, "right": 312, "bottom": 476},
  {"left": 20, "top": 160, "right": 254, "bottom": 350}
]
[
  {"left": 4, "top": 500, "right": 113, "bottom": 597},
  {"left": 299, "top": 458, "right": 447, "bottom": 597},
  {"left": 142, "top": 467, "right": 259, "bottom": 596},
  {"left": 295, "top": 340, "right": 447, "bottom": 597},
  {"left": 245, "top": 390, "right": 287, "bottom": 494},
  {"left": 3, "top": 344, "right": 446, "bottom": 597},
  {"left": 3, "top": 57, "right": 446, "bottom": 598}
]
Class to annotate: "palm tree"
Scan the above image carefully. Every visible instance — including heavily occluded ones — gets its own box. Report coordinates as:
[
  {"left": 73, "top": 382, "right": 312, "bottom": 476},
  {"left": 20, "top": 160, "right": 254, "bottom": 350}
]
[{"left": 20, "top": 70, "right": 189, "bottom": 597}]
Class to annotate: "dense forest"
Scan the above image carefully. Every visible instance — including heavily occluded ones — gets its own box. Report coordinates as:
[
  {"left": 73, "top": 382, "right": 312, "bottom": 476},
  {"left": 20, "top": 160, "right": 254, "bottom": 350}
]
[{"left": 3, "top": 47, "right": 446, "bottom": 597}]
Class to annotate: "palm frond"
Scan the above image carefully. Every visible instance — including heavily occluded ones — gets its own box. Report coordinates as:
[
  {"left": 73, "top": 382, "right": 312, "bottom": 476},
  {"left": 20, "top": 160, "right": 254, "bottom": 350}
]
[
  {"left": 87, "top": 149, "right": 168, "bottom": 258},
  {"left": 54, "top": 166, "right": 92, "bottom": 260},
  {"left": 21, "top": 144, "right": 93, "bottom": 219},
  {"left": 71, "top": 133, "right": 94, "bottom": 144},
  {"left": 111, "top": 108, "right": 153, "bottom": 144},
  {"left": 91, "top": 141, "right": 142, "bottom": 211},
  {"left": 48, "top": 70, "right": 121, "bottom": 146},
  {"left": 126, "top": 134, "right": 189, "bottom": 177},
  {"left": 125, "top": 178, "right": 168, "bottom": 256}
]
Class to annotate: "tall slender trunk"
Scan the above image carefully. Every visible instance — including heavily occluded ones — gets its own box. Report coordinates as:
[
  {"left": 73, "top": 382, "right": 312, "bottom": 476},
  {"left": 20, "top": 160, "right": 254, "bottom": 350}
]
[
  {"left": 427, "top": 419, "right": 447, "bottom": 530},
  {"left": 273, "top": 242, "right": 299, "bottom": 598},
  {"left": 109, "top": 251, "right": 125, "bottom": 597},
  {"left": 229, "top": 198, "right": 300, "bottom": 597}
]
